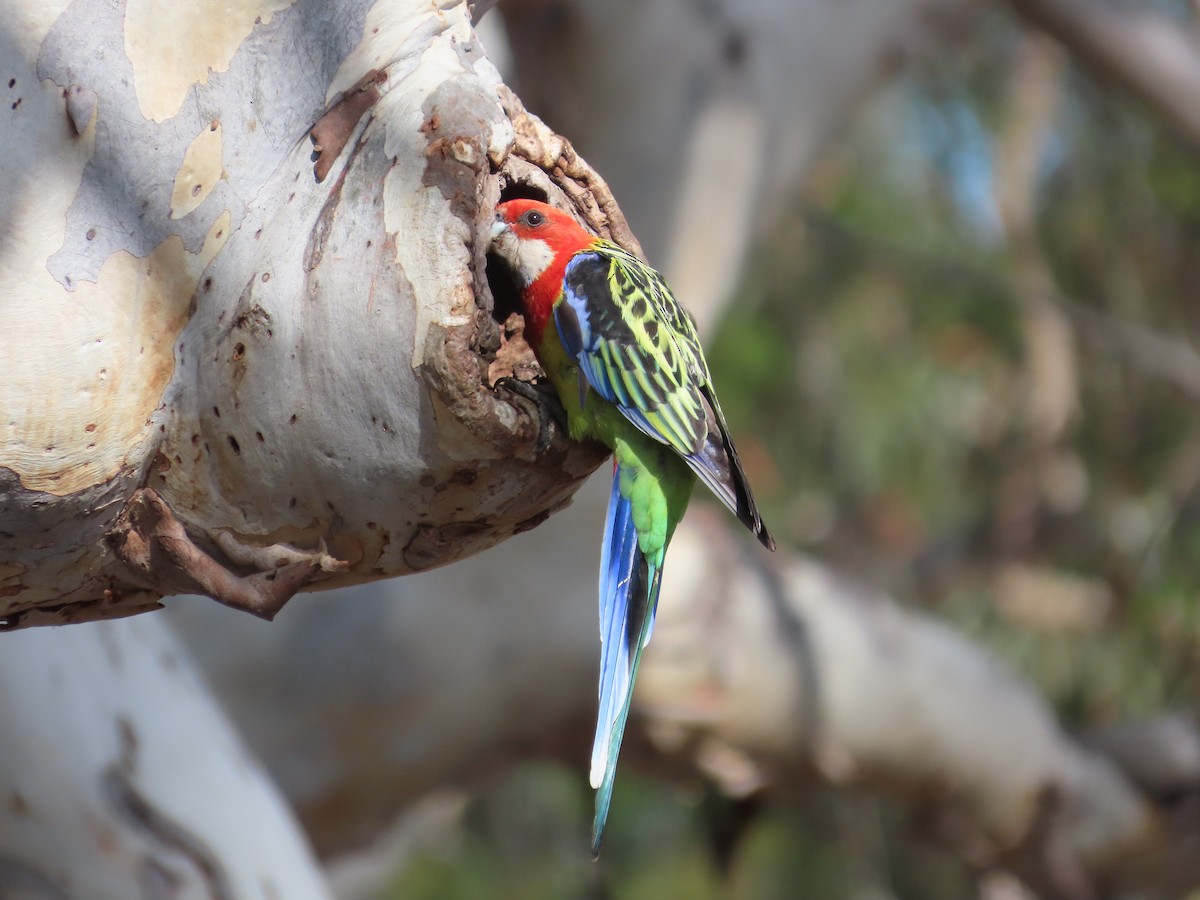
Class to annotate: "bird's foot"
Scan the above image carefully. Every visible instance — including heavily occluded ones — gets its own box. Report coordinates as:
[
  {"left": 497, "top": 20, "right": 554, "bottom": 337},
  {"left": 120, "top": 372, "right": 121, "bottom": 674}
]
[{"left": 494, "top": 376, "right": 566, "bottom": 452}]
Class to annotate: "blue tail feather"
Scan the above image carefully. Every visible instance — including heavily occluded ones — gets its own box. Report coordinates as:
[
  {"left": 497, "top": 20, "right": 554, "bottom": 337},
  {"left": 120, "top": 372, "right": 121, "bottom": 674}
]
[{"left": 590, "top": 463, "right": 662, "bottom": 857}]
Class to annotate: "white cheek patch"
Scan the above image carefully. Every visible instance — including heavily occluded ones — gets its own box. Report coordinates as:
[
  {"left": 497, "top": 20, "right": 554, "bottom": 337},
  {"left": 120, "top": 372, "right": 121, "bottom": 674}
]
[{"left": 513, "top": 237, "right": 555, "bottom": 286}]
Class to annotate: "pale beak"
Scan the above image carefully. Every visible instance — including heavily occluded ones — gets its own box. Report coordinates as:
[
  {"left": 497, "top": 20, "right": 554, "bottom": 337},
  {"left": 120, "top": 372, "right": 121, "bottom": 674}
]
[{"left": 489, "top": 217, "right": 508, "bottom": 242}]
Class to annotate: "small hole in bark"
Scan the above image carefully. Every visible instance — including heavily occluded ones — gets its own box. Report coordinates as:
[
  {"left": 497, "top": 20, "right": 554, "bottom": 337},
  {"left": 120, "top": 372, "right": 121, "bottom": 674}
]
[
  {"left": 498, "top": 183, "right": 548, "bottom": 205},
  {"left": 486, "top": 252, "right": 522, "bottom": 325},
  {"left": 7, "top": 79, "right": 13, "bottom": 89},
  {"left": 233, "top": 343, "right": 245, "bottom": 360},
  {"left": 255, "top": 431, "right": 264, "bottom": 442},
  {"left": 213, "top": 406, "right": 221, "bottom": 418},
  {"left": 228, "top": 435, "right": 240, "bottom": 454},
  {"left": 191, "top": 183, "right": 202, "bottom": 196}
]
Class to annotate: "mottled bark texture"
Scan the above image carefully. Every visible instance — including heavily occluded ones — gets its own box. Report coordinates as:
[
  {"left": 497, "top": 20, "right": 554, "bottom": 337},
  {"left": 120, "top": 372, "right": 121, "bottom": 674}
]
[{"left": 0, "top": 0, "right": 612, "bottom": 628}]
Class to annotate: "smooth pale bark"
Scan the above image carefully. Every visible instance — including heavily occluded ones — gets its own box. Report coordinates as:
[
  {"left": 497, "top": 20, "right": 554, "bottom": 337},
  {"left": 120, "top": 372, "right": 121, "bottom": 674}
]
[
  {"left": 0, "top": 616, "right": 330, "bottom": 899},
  {"left": 0, "top": 0, "right": 604, "bottom": 628}
]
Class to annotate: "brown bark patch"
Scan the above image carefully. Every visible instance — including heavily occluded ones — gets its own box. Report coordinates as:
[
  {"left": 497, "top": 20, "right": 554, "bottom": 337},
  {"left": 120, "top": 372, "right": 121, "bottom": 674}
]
[
  {"left": 108, "top": 488, "right": 345, "bottom": 621},
  {"left": 310, "top": 69, "right": 386, "bottom": 183}
]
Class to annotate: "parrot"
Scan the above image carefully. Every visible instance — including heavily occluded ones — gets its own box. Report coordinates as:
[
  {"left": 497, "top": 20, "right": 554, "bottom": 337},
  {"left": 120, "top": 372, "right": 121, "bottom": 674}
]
[{"left": 489, "top": 199, "right": 775, "bottom": 856}]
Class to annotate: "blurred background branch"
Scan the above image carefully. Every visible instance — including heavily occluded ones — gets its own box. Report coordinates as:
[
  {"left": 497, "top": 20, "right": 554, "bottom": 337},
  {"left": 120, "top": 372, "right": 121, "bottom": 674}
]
[{"left": 1006, "top": 0, "right": 1200, "bottom": 151}]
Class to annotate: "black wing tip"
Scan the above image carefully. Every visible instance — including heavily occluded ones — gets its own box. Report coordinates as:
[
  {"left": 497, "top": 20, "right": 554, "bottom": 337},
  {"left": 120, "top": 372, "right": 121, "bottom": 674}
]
[
  {"left": 758, "top": 524, "right": 777, "bottom": 552},
  {"left": 696, "top": 385, "right": 777, "bottom": 552},
  {"left": 741, "top": 509, "right": 776, "bottom": 552}
]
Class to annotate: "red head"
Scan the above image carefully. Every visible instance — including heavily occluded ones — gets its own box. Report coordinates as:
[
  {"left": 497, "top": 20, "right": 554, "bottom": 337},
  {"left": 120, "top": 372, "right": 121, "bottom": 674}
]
[{"left": 491, "top": 200, "right": 596, "bottom": 342}]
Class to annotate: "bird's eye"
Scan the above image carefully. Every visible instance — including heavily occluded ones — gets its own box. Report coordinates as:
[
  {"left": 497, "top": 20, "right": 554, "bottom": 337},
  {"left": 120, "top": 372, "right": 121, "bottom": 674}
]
[{"left": 523, "top": 210, "right": 544, "bottom": 227}]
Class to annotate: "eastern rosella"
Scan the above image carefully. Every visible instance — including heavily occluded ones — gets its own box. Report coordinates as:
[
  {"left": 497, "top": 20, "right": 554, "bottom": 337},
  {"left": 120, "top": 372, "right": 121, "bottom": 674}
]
[{"left": 490, "top": 199, "right": 775, "bottom": 855}]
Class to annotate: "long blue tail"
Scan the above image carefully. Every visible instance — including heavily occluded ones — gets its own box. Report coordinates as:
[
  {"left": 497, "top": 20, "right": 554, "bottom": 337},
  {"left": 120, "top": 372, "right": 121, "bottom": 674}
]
[{"left": 590, "top": 463, "right": 662, "bottom": 857}]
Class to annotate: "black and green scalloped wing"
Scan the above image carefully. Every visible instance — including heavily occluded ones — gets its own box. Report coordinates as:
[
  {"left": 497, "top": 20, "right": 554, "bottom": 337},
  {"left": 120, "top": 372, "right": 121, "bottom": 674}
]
[{"left": 557, "top": 242, "right": 774, "bottom": 550}]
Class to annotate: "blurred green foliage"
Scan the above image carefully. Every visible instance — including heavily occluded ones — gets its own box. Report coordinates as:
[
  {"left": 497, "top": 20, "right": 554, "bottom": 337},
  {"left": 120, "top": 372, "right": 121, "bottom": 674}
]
[{"left": 389, "top": 9, "right": 1200, "bottom": 898}]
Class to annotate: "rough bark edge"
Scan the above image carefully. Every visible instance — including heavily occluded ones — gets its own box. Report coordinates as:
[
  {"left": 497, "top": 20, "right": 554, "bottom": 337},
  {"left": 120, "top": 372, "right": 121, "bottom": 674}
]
[
  {"left": 494, "top": 85, "right": 646, "bottom": 260},
  {"left": 108, "top": 488, "right": 348, "bottom": 620}
]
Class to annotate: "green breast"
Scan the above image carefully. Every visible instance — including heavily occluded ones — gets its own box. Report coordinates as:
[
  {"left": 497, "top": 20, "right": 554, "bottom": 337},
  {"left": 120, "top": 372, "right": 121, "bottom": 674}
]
[{"left": 535, "top": 326, "right": 693, "bottom": 559}]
